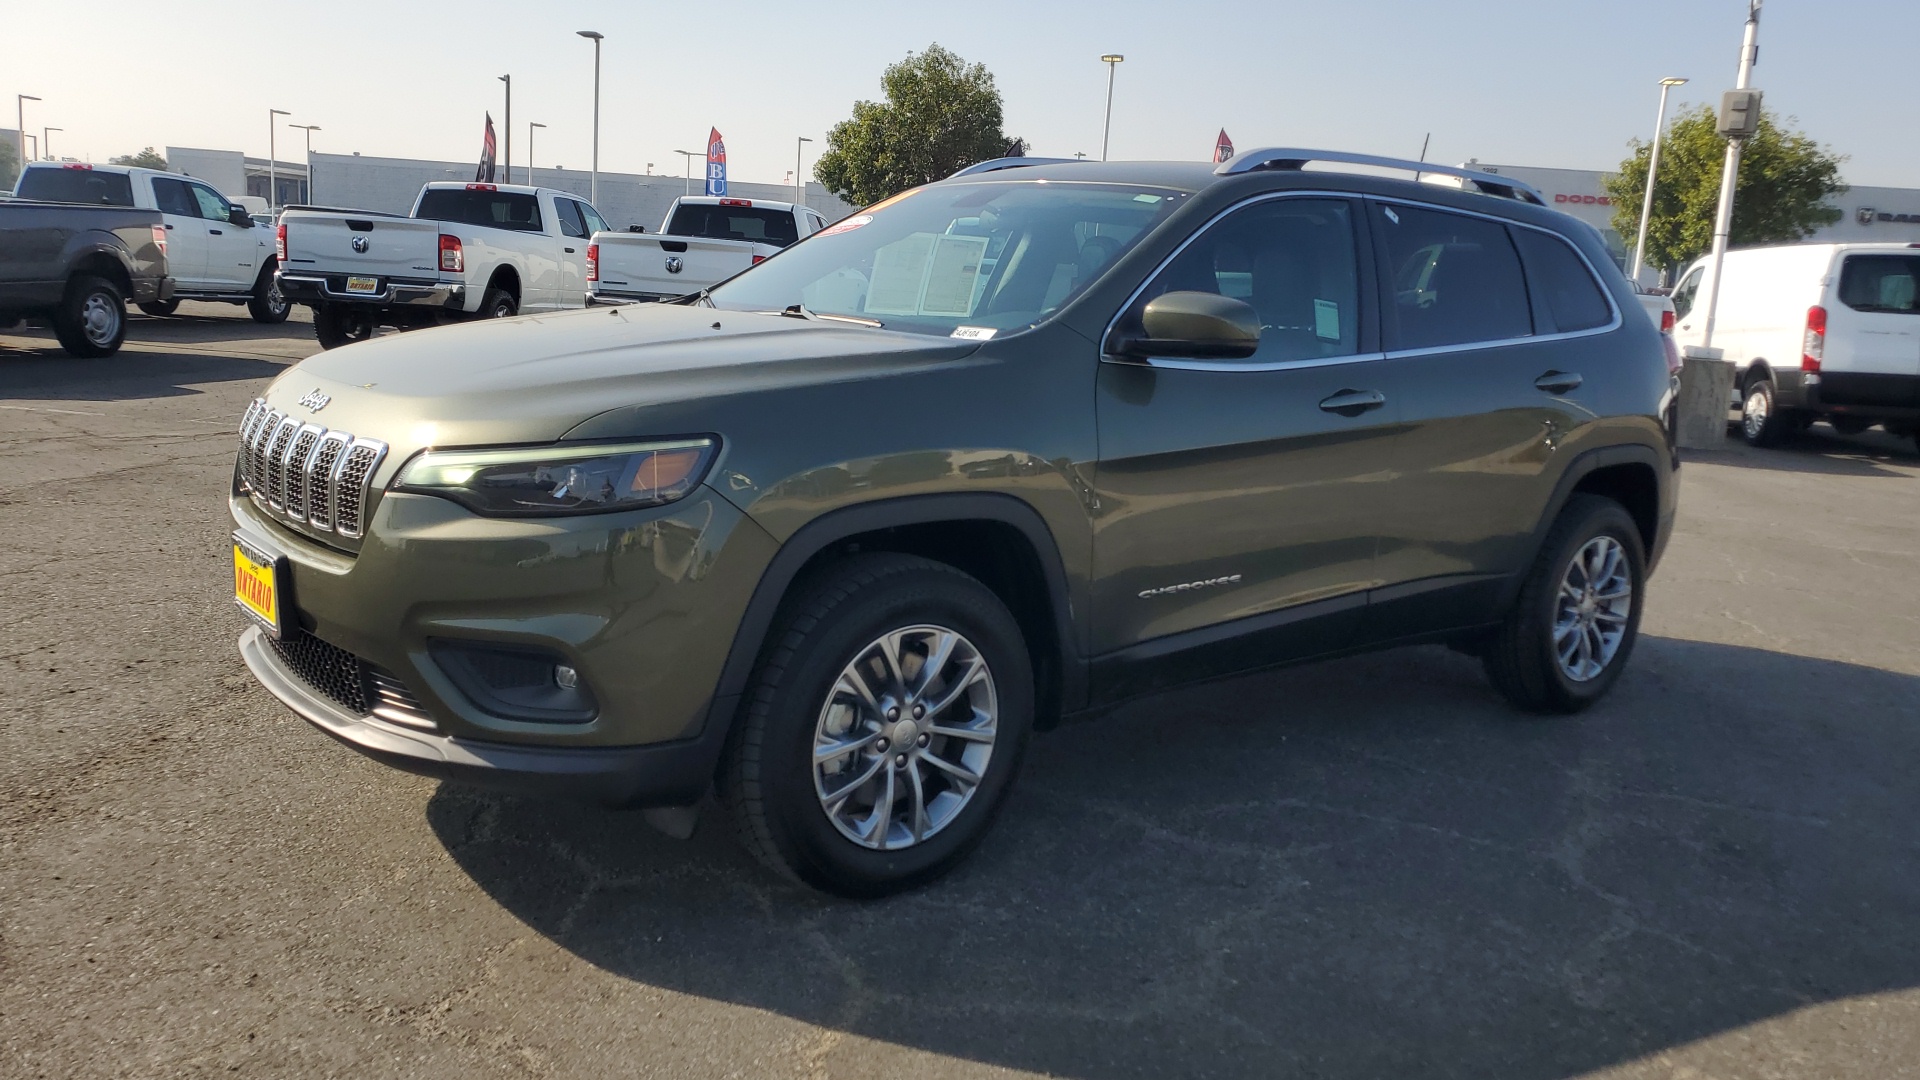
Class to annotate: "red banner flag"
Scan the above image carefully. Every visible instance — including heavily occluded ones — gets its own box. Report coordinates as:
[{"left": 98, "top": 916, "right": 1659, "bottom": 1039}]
[
  {"left": 476, "top": 113, "right": 498, "bottom": 183},
  {"left": 1213, "top": 129, "right": 1235, "bottom": 164}
]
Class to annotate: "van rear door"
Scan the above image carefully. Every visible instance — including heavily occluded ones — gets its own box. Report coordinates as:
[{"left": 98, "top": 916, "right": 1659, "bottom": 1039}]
[{"left": 1823, "top": 252, "right": 1920, "bottom": 408}]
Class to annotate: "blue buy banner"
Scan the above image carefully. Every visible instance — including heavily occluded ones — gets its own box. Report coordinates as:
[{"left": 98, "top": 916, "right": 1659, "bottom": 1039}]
[{"left": 705, "top": 127, "right": 727, "bottom": 196}]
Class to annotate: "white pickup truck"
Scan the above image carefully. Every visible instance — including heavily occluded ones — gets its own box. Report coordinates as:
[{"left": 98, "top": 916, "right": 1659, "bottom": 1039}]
[
  {"left": 276, "top": 182, "right": 612, "bottom": 348},
  {"left": 14, "top": 161, "right": 289, "bottom": 323},
  {"left": 587, "top": 196, "right": 827, "bottom": 303}
]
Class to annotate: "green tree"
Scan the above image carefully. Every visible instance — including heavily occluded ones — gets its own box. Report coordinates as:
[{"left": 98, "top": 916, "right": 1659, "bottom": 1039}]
[
  {"left": 110, "top": 147, "right": 169, "bottom": 170},
  {"left": 813, "top": 44, "right": 1024, "bottom": 207},
  {"left": 1605, "top": 105, "right": 1845, "bottom": 274},
  {"left": 0, "top": 138, "right": 18, "bottom": 191}
]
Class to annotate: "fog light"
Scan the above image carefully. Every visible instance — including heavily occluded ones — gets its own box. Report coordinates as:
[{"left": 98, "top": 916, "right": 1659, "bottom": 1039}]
[
  {"left": 555, "top": 664, "right": 579, "bottom": 690},
  {"left": 428, "top": 641, "right": 598, "bottom": 724}
]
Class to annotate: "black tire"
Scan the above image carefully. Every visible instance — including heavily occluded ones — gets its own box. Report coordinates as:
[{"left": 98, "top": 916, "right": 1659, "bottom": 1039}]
[
  {"left": 312, "top": 303, "right": 374, "bottom": 350},
  {"left": 248, "top": 268, "right": 291, "bottom": 324},
  {"left": 137, "top": 299, "right": 180, "bottom": 318},
  {"left": 721, "top": 553, "right": 1035, "bottom": 898},
  {"left": 1739, "top": 376, "right": 1794, "bottom": 447},
  {"left": 52, "top": 275, "right": 127, "bottom": 358},
  {"left": 1483, "top": 494, "right": 1647, "bottom": 714},
  {"left": 481, "top": 287, "right": 518, "bottom": 319}
]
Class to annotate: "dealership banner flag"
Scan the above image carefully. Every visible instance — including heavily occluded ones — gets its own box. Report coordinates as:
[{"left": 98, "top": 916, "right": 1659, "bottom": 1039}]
[
  {"left": 476, "top": 113, "right": 498, "bottom": 183},
  {"left": 705, "top": 127, "right": 728, "bottom": 196},
  {"left": 1213, "top": 129, "right": 1234, "bottom": 164}
]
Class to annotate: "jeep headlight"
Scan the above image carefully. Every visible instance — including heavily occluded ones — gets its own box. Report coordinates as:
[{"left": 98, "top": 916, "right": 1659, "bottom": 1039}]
[{"left": 393, "top": 438, "right": 716, "bottom": 516}]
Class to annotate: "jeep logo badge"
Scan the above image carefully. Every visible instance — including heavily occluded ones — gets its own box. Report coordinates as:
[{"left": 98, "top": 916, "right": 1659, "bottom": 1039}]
[
  {"left": 351, "top": 235, "right": 370, "bottom": 253},
  {"left": 297, "top": 389, "right": 331, "bottom": 413},
  {"left": 665, "top": 256, "right": 684, "bottom": 275}
]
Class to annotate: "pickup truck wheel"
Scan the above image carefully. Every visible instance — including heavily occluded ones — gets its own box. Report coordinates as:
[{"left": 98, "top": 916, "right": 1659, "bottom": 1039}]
[
  {"left": 721, "top": 553, "right": 1034, "bottom": 898},
  {"left": 1483, "top": 494, "right": 1646, "bottom": 715},
  {"left": 137, "top": 299, "right": 180, "bottom": 318},
  {"left": 482, "top": 288, "right": 518, "bottom": 319},
  {"left": 312, "top": 304, "right": 374, "bottom": 350},
  {"left": 248, "top": 271, "right": 291, "bottom": 324},
  {"left": 53, "top": 275, "right": 127, "bottom": 358}
]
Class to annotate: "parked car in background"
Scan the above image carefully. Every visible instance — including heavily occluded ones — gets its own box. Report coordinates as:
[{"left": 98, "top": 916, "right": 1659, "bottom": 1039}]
[
  {"left": 14, "top": 162, "right": 288, "bottom": 324},
  {"left": 588, "top": 196, "right": 826, "bottom": 302},
  {"left": 1669, "top": 243, "right": 1920, "bottom": 448},
  {"left": 228, "top": 150, "right": 1676, "bottom": 896},
  {"left": 277, "top": 182, "right": 610, "bottom": 348},
  {"left": 0, "top": 198, "right": 172, "bottom": 356}
]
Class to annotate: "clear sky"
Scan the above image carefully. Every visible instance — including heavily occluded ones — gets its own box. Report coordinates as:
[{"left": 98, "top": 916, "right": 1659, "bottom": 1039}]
[{"left": 6, "top": 0, "right": 1915, "bottom": 188}]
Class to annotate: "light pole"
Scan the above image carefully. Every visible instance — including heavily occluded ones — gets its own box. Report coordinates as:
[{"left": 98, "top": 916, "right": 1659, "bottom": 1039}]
[
  {"left": 674, "top": 149, "right": 698, "bottom": 197},
  {"left": 1702, "top": 1, "right": 1762, "bottom": 350},
  {"left": 795, "top": 135, "right": 813, "bottom": 206},
  {"left": 1099, "top": 54, "right": 1124, "bottom": 161},
  {"left": 42, "top": 126, "right": 61, "bottom": 161},
  {"left": 528, "top": 122, "right": 545, "bottom": 187},
  {"left": 268, "top": 109, "right": 290, "bottom": 209},
  {"left": 1628, "top": 77, "right": 1688, "bottom": 284},
  {"left": 16, "top": 95, "right": 40, "bottom": 175},
  {"left": 577, "top": 30, "right": 603, "bottom": 205},
  {"left": 290, "top": 124, "right": 320, "bottom": 205},
  {"left": 498, "top": 75, "right": 512, "bottom": 184}
]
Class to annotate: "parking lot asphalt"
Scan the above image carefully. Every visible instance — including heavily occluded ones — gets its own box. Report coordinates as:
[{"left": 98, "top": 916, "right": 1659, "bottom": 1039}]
[{"left": 2, "top": 305, "right": 1918, "bottom": 1080}]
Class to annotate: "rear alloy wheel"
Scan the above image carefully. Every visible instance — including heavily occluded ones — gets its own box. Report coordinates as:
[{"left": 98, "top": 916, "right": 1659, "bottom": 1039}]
[
  {"left": 1740, "top": 377, "right": 1794, "bottom": 447},
  {"left": 723, "top": 554, "right": 1033, "bottom": 897},
  {"left": 53, "top": 275, "right": 127, "bottom": 358},
  {"left": 248, "top": 270, "right": 291, "bottom": 324},
  {"left": 1483, "top": 494, "right": 1646, "bottom": 714}
]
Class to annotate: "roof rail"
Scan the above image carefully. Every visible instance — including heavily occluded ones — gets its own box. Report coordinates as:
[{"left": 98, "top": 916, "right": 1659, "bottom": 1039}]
[
  {"left": 948, "top": 156, "right": 1084, "bottom": 179},
  {"left": 1216, "top": 148, "right": 1546, "bottom": 206}
]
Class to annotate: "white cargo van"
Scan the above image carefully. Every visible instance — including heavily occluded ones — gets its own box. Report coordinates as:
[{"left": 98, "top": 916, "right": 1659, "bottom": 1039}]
[{"left": 1669, "top": 243, "right": 1920, "bottom": 448}]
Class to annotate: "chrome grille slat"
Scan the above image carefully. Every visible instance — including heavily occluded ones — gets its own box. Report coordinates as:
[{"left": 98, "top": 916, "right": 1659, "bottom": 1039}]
[{"left": 232, "top": 397, "right": 388, "bottom": 544}]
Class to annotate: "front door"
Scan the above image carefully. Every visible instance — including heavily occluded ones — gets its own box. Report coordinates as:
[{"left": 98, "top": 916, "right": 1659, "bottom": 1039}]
[
  {"left": 187, "top": 181, "right": 258, "bottom": 292},
  {"left": 553, "top": 198, "right": 591, "bottom": 308},
  {"left": 149, "top": 177, "right": 208, "bottom": 287},
  {"left": 1092, "top": 195, "right": 1399, "bottom": 694}
]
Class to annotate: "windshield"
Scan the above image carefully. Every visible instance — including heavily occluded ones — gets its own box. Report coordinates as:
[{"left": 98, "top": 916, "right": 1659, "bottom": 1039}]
[
  {"left": 707, "top": 182, "right": 1188, "bottom": 337},
  {"left": 16, "top": 167, "right": 135, "bottom": 207}
]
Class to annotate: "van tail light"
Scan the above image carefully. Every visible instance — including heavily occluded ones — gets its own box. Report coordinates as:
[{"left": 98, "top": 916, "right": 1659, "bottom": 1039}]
[
  {"left": 439, "top": 234, "right": 464, "bottom": 273},
  {"left": 274, "top": 223, "right": 287, "bottom": 262},
  {"left": 751, "top": 254, "right": 766, "bottom": 266},
  {"left": 586, "top": 243, "right": 599, "bottom": 282},
  {"left": 1802, "top": 305, "right": 1826, "bottom": 373},
  {"left": 152, "top": 225, "right": 168, "bottom": 257},
  {"left": 1660, "top": 309, "right": 1675, "bottom": 333}
]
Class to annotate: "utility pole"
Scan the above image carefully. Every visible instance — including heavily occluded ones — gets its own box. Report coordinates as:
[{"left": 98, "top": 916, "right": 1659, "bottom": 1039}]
[
  {"left": 528, "top": 122, "right": 545, "bottom": 187},
  {"left": 577, "top": 31, "right": 604, "bottom": 205},
  {"left": 1099, "top": 55, "right": 1124, "bottom": 161},
  {"left": 290, "top": 124, "right": 320, "bottom": 204},
  {"left": 1701, "top": 1, "right": 1762, "bottom": 349},
  {"left": 499, "top": 75, "right": 512, "bottom": 184},
  {"left": 1629, "top": 78, "right": 1689, "bottom": 284},
  {"left": 675, "top": 149, "right": 697, "bottom": 198},
  {"left": 43, "top": 126, "right": 61, "bottom": 161},
  {"left": 795, "top": 135, "right": 813, "bottom": 207},
  {"left": 268, "top": 109, "right": 290, "bottom": 209},
  {"left": 16, "top": 95, "right": 40, "bottom": 175}
]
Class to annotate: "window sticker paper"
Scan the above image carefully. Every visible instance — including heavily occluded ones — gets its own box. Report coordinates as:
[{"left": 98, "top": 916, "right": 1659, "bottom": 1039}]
[{"left": 1313, "top": 299, "right": 1341, "bottom": 341}]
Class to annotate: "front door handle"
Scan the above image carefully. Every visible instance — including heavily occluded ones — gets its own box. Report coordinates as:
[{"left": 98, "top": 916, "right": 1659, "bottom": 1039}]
[
  {"left": 1318, "top": 388, "right": 1387, "bottom": 417},
  {"left": 209, "top": 228, "right": 224, "bottom": 235},
  {"left": 564, "top": 247, "right": 576, "bottom": 253},
  {"left": 1534, "top": 370, "right": 1583, "bottom": 394}
]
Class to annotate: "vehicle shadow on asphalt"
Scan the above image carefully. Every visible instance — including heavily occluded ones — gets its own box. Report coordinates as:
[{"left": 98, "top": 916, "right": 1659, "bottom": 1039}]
[
  {"left": 0, "top": 345, "right": 287, "bottom": 402},
  {"left": 1686, "top": 426, "right": 1919, "bottom": 477},
  {"left": 426, "top": 637, "right": 1920, "bottom": 1080}
]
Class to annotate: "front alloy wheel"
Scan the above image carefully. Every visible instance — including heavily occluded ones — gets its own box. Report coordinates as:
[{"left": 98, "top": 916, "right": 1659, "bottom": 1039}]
[{"left": 812, "top": 625, "right": 999, "bottom": 851}]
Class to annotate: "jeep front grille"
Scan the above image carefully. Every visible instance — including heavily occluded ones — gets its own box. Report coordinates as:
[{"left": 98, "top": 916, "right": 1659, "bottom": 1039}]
[{"left": 236, "top": 398, "right": 388, "bottom": 539}]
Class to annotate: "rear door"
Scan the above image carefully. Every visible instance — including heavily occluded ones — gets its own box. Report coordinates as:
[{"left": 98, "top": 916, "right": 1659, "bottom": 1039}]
[
  {"left": 185, "top": 180, "right": 257, "bottom": 291},
  {"left": 1822, "top": 253, "right": 1920, "bottom": 408},
  {"left": 147, "top": 177, "right": 209, "bottom": 287},
  {"left": 1362, "top": 201, "right": 1610, "bottom": 636}
]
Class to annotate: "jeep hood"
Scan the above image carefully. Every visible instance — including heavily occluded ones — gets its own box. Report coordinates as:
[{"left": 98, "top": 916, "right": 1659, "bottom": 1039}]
[{"left": 258, "top": 303, "right": 979, "bottom": 452}]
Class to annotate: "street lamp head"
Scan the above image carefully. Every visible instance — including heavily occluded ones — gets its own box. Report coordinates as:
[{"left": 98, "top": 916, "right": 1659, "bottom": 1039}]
[
  {"left": 576, "top": 30, "right": 602, "bottom": 40},
  {"left": 1100, "top": 54, "right": 1124, "bottom": 63},
  {"left": 530, "top": 122, "right": 546, "bottom": 129},
  {"left": 499, "top": 74, "right": 510, "bottom": 83},
  {"left": 799, "top": 136, "right": 813, "bottom": 143},
  {"left": 20, "top": 94, "right": 42, "bottom": 102},
  {"left": 1660, "top": 76, "right": 1689, "bottom": 86}
]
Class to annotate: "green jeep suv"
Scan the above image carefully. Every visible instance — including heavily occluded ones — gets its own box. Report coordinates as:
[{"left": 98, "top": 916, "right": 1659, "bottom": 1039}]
[{"left": 230, "top": 150, "right": 1678, "bottom": 896}]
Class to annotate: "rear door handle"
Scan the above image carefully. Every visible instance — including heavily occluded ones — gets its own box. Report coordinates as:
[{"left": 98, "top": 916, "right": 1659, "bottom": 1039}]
[
  {"left": 209, "top": 228, "right": 224, "bottom": 235},
  {"left": 564, "top": 247, "right": 576, "bottom": 253},
  {"left": 1318, "top": 389, "right": 1387, "bottom": 417},
  {"left": 1534, "top": 370, "right": 1583, "bottom": 394}
]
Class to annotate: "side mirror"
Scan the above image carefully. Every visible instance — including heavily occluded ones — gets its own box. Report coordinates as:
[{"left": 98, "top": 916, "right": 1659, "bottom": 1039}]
[
  {"left": 1116, "top": 291, "right": 1261, "bottom": 360},
  {"left": 228, "top": 207, "right": 253, "bottom": 227},
  {"left": 627, "top": 224, "right": 646, "bottom": 233}
]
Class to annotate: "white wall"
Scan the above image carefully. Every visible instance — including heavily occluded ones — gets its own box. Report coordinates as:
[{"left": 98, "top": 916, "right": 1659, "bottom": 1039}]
[{"left": 166, "top": 146, "right": 247, "bottom": 198}]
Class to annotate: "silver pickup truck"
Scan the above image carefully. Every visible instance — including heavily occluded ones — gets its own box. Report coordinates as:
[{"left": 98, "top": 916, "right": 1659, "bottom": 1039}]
[
  {"left": 588, "top": 196, "right": 826, "bottom": 303},
  {"left": 277, "top": 182, "right": 612, "bottom": 348}
]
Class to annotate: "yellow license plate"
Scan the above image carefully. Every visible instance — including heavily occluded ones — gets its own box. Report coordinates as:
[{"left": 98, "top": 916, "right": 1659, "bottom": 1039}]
[
  {"left": 233, "top": 535, "right": 283, "bottom": 636},
  {"left": 345, "top": 275, "right": 379, "bottom": 294}
]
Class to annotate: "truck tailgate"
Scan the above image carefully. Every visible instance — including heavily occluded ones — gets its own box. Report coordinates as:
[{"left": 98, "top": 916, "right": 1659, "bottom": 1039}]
[
  {"left": 592, "top": 234, "right": 762, "bottom": 298},
  {"left": 281, "top": 210, "right": 446, "bottom": 284}
]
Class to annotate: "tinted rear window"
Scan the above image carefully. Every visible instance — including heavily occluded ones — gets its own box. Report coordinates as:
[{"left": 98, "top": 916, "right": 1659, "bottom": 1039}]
[
  {"left": 666, "top": 205, "right": 799, "bottom": 247},
  {"left": 1838, "top": 255, "right": 1920, "bottom": 314},
  {"left": 415, "top": 189, "right": 544, "bottom": 232},
  {"left": 1514, "top": 229, "right": 1612, "bottom": 333},
  {"left": 16, "top": 167, "right": 135, "bottom": 207},
  {"left": 1374, "top": 203, "right": 1533, "bottom": 349}
]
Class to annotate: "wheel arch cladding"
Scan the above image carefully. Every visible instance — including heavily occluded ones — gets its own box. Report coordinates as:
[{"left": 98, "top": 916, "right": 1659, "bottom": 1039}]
[
  {"left": 1569, "top": 462, "right": 1660, "bottom": 558},
  {"left": 72, "top": 252, "right": 131, "bottom": 295},
  {"left": 486, "top": 265, "right": 521, "bottom": 300}
]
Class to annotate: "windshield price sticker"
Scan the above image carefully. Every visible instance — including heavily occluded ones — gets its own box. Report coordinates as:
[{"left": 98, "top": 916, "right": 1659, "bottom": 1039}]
[{"left": 864, "top": 233, "right": 991, "bottom": 319}]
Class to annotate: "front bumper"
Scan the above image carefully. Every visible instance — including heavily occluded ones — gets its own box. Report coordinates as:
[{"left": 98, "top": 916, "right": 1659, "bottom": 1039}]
[
  {"left": 278, "top": 271, "right": 467, "bottom": 311},
  {"left": 241, "top": 625, "right": 729, "bottom": 805}
]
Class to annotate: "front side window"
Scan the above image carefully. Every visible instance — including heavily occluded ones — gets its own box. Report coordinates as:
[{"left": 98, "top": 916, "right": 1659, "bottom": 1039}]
[
  {"left": 554, "top": 198, "right": 587, "bottom": 239},
  {"left": 188, "top": 184, "right": 231, "bottom": 221},
  {"left": 1375, "top": 203, "right": 1532, "bottom": 350},
  {"left": 1513, "top": 228, "right": 1613, "bottom": 333},
  {"left": 1120, "top": 197, "right": 1362, "bottom": 364},
  {"left": 578, "top": 201, "right": 610, "bottom": 235},
  {"left": 706, "top": 182, "right": 1189, "bottom": 337},
  {"left": 1838, "top": 255, "right": 1920, "bottom": 314},
  {"left": 1671, "top": 266, "right": 1705, "bottom": 321}
]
